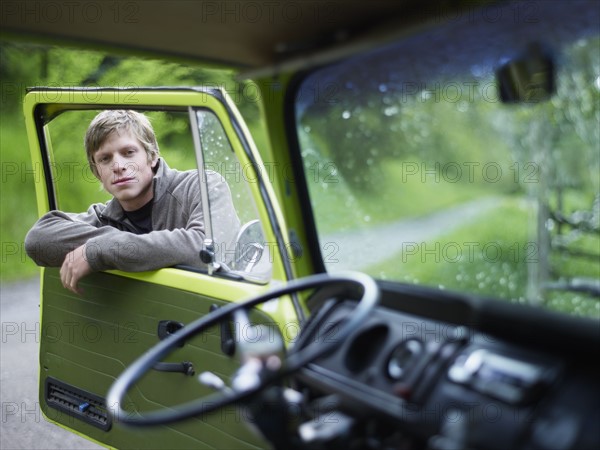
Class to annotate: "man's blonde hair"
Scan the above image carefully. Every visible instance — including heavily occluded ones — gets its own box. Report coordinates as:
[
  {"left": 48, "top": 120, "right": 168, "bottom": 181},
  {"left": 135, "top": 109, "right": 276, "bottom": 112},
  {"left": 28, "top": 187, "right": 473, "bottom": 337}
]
[{"left": 85, "top": 110, "right": 159, "bottom": 176}]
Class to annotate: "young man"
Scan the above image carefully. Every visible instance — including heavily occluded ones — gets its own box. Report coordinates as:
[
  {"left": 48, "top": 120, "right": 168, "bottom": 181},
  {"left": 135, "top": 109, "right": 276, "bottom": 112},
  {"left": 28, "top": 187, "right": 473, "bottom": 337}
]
[{"left": 25, "top": 110, "right": 240, "bottom": 294}]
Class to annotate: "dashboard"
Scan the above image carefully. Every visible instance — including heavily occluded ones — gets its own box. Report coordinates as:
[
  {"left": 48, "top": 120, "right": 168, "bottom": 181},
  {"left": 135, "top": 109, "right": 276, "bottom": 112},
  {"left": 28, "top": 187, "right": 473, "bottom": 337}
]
[{"left": 294, "top": 289, "right": 600, "bottom": 450}]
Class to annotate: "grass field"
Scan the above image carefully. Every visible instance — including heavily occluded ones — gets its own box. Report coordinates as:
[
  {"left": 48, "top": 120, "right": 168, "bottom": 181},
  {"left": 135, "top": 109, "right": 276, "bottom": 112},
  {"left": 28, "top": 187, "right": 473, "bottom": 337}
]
[{"left": 363, "top": 197, "right": 599, "bottom": 318}]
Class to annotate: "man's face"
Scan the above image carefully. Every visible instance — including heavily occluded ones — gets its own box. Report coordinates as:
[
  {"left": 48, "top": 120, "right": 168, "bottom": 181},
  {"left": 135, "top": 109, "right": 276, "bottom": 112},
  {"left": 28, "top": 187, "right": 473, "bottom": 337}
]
[{"left": 94, "top": 129, "right": 158, "bottom": 211}]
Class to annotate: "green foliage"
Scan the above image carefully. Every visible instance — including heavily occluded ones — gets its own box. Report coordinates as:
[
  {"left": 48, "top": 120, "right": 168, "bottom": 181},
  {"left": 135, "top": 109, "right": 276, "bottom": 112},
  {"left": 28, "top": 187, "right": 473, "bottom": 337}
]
[
  {"left": 368, "top": 198, "right": 598, "bottom": 318},
  {"left": 0, "top": 114, "right": 39, "bottom": 280},
  {"left": 301, "top": 72, "right": 518, "bottom": 194},
  {"left": 300, "top": 37, "right": 600, "bottom": 201}
]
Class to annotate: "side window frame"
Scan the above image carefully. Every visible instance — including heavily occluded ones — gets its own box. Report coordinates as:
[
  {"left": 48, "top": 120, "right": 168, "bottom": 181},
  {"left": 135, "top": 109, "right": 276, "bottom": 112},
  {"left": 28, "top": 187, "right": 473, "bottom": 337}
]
[{"left": 24, "top": 88, "right": 293, "bottom": 291}]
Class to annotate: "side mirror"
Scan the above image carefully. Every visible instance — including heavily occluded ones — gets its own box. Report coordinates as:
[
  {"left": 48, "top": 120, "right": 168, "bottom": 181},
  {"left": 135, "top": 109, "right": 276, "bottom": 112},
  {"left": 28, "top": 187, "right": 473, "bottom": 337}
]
[
  {"left": 232, "top": 220, "right": 265, "bottom": 273},
  {"left": 496, "top": 43, "right": 555, "bottom": 103}
]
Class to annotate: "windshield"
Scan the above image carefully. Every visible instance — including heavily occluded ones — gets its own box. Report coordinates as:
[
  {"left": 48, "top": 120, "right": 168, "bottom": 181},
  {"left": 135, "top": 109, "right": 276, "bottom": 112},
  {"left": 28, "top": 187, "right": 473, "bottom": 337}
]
[{"left": 295, "top": 1, "right": 599, "bottom": 318}]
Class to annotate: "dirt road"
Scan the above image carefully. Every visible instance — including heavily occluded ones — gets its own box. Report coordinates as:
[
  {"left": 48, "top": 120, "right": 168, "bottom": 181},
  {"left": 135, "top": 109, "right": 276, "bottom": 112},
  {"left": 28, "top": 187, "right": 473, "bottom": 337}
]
[
  {"left": 322, "top": 196, "right": 501, "bottom": 271},
  {"left": 1, "top": 278, "right": 103, "bottom": 449}
]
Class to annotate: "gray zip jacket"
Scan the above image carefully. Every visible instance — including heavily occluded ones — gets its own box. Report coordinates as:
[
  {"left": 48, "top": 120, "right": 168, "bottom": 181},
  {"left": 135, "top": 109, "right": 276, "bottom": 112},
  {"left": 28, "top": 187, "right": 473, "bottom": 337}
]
[{"left": 25, "top": 159, "right": 241, "bottom": 272}]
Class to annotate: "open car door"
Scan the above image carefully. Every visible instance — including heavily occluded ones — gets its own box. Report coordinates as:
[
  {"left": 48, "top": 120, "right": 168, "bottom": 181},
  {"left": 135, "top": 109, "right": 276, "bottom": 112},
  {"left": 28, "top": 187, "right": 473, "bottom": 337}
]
[{"left": 23, "top": 87, "right": 299, "bottom": 449}]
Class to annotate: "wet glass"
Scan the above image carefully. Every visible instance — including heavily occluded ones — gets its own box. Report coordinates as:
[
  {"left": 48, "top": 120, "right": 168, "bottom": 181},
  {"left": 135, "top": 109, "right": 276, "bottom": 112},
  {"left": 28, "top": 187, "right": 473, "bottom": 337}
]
[
  {"left": 194, "top": 109, "right": 272, "bottom": 281},
  {"left": 295, "top": 1, "right": 599, "bottom": 318}
]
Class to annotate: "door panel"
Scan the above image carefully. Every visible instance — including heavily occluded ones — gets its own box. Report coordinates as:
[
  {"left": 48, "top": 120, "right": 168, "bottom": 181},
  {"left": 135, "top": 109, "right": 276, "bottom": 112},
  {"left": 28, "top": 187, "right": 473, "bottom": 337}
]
[{"left": 40, "top": 268, "right": 269, "bottom": 449}]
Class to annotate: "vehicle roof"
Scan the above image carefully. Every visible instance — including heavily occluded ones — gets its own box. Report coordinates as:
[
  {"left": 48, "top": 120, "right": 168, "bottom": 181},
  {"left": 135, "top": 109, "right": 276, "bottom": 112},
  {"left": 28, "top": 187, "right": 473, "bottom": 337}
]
[{"left": 1, "top": 0, "right": 443, "bottom": 75}]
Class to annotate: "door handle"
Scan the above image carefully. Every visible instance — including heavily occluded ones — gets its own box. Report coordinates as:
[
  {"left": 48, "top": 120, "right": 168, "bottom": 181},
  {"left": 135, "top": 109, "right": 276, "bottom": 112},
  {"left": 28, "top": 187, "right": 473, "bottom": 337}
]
[
  {"left": 153, "top": 361, "right": 195, "bottom": 376},
  {"left": 154, "top": 320, "right": 193, "bottom": 375}
]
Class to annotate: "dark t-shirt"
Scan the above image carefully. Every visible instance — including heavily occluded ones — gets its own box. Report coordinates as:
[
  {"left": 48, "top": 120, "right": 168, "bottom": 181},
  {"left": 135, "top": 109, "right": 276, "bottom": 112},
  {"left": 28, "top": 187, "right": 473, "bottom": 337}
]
[{"left": 124, "top": 200, "right": 153, "bottom": 234}]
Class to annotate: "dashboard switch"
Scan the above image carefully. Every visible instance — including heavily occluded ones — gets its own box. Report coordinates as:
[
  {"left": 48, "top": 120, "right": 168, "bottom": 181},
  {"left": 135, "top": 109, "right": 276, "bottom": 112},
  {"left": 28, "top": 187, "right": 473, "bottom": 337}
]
[{"left": 448, "top": 348, "right": 550, "bottom": 404}]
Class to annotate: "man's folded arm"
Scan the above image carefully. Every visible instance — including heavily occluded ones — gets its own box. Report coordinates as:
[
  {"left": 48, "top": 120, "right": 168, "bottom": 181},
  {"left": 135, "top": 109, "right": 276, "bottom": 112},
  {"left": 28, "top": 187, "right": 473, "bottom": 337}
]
[
  {"left": 24, "top": 207, "right": 122, "bottom": 267},
  {"left": 85, "top": 192, "right": 209, "bottom": 273},
  {"left": 84, "top": 226, "right": 207, "bottom": 272}
]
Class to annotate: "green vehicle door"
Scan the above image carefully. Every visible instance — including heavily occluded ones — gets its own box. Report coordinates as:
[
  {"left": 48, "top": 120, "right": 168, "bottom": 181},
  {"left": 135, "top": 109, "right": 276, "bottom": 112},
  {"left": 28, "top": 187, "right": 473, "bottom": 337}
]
[{"left": 23, "top": 87, "right": 298, "bottom": 449}]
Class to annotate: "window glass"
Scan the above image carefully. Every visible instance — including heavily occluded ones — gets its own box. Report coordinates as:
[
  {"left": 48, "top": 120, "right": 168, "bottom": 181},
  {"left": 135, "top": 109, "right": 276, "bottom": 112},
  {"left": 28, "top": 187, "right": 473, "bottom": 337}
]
[
  {"left": 295, "top": 1, "right": 599, "bottom": 318},
  {"left": 194, "top": 109, "right": 272, "bottom": 282}
]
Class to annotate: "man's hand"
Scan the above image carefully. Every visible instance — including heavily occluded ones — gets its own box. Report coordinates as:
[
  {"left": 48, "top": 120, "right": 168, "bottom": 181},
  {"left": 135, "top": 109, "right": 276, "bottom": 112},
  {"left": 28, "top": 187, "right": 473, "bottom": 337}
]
[{"left": 60, "top": 244, "right": 92, "bottom": 295}]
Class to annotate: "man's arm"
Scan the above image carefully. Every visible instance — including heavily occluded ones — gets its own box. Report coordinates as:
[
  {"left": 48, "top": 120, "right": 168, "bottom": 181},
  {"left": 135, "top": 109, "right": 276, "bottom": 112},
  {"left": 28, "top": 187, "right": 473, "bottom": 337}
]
[
  {"left": 25, "top": 172, "right": 240, "bottom": 291},
  {"left": 25, "top": 205, "right": 125, "bottom": 295},
  {"left": 25, "top": 205, "right": 204, "bottom": 292},
  {"left": 84, "top": 225, "right": 206, "bottom": 272},
  {"left": 24, "top": 205, "right": 122, "bottom": 267}
]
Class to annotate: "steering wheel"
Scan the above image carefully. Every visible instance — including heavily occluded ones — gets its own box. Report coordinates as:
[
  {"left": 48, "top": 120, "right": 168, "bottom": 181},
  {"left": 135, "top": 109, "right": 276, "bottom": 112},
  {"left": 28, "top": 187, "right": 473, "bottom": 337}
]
[{"left": 107, "top": 272, "right": 379, "bottom": 426}]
